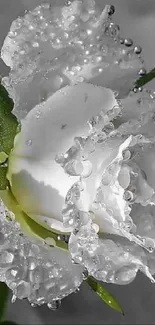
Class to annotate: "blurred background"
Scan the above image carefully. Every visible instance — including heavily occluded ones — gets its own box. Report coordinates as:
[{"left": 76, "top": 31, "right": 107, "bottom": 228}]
[{"left": 1, "top": 0, "right": 155, "bottom": 324}]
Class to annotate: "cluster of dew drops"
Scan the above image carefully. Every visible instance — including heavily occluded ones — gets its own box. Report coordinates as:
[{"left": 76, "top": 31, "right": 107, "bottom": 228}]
[{"left": 1, "top": 0, "right": 155, "bottom": 310}]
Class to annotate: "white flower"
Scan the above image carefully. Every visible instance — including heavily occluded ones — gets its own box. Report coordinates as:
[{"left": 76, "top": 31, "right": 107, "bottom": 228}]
[{"left": 0, "top": 0, "right": 154, "bottom": 307}]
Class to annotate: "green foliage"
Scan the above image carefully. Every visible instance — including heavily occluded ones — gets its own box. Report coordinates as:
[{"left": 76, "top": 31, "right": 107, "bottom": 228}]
[
  {"left": 0, "top": 283, "right": 9, "bottom": 322},
  {"left": 136, "top": 68, "right": 155, "bottom": 88},
  {"left": 87, "top": 277, "right": 124, "bottom": 314},
  {"left": 0, "top": 83, "right": 18, "bottom": 155},
  {"left": 0, "top": 83, "right": 19, "bottom": 190}
]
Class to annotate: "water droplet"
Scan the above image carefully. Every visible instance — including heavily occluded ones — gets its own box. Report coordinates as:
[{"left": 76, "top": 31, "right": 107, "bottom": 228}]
[
  {"left": 138, "top": 87, "right": 143, "bottom": 92},
  {"left": 108, "top": 23, "right": 120, "bottom": 37},
  {"left": 133, "top": 87, "right": 138, "bottom": 93},
  {"left": 29, "top": 266, "right": 43, "bottom": 284},
  {"left": 82, "top": 268, "right": 89, "bottom": 280},
  {"left": 19, "top": 49, "right": 26, "bottom": 55},
  {"left": 114, "top": 264, "right": 138, "bottom": 284},
  {"left": 47, "top": 300, "right": 61, "bottom": 310},
  {"left": 119, "top": 38, "right": 124, "bottom": 44},
  {"left": 87, "top": 29, "right": 93, "bottom": 36},
  {"left": 83, "top": 58, "right": 89, "bottom": 64},
  {"left": 65, "top": 0, "right": 72, "bottom": 6},
  {"left": 45, "top": 237, "right": 56, "bottom": 247},
  {"left": 68, "top": 218, "right": 74, "bottom": 225},
  {"left": 124, "top": 38, "right": 133, "bottom": 47},
  {"left": 76, "top": 76, "right": 84, "bottom": 83},
  {"left": 55, "top": 153, "right": 65, "bottom": 165},
  {"left": 124, "top": 191, "right": 134, "bottom": 202},
  {"left": 98, "top": 68, "right": 103, "bottom": 73},
  {"left": 35, "top": 110, "right": 41, "bottom": 119},
  {"left": 102, "top": 172, "right": 112, "bottom": 186},
  {"left": 144, "top": 238, "right": 155, "bottom": 253},
  {"left": 26, "top": 139, "right": 32, "bottom": 146},
  {"left": 31, "top": 303, "right": 37, "bottom": 307},
  {"left": 104, "top": 122, "right": 114, "bottom": 134},
  {"left": 0, "top": 251, "right": 14, "bottom": 266},
  {"left": 92, "top": 223, "right": 99, "bottom": 233},
  {"left": 122, "top": 150, "right": 131, "bottom": 161},
  {"left": 32, "top": 42, "right": 39, "bottom": 48},
  {"left": 65, "top": 159, "right": 83, "bottom": 176},
  {"left": 139, "top": 68, "right": 147, "bottom": 76},
  {"left": 11, "top": 294, "right": 17, "bottom": 303},
  {"left": 81, "top": 160, "right": 93, "bottom": 178},
  {"left": 134, "top": 46, "right": 142, "bottom": 54},
  {"left": 114, "top": 90, "right": 119, "bottom": 98},
  {"left": 108, "top": 5, "right": 115, "bottom": 16},
  {"left": 15, "top": 281, "right": 31, "bottom": 299},
  {"left": 6, "top": 266, "right": 26, "bottom": 281},
  {"left": 28, "top": 257, "right": 38, "bottom": 270}
]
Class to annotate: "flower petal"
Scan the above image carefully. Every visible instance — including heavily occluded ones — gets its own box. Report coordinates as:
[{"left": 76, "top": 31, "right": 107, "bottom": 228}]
[
  {"left": 64, "top": 130, "right": 155, "bottom": 255},
  {"left": 92, "top": 135, "right": 155, "bottom": 249},
  {"left": 8, "top": 83, "right": 116, "bottom": 232},
  {"left": 115, "top": 90, "right": 155, "bottom": 137},
  {"left": 1, "top": 2, "right": 144, "bottom": 119},
  {"left": 0, "top": 199, "right": 84, "bottom": 305},
  {"left": 69, "top": 225, "right": 155, "bottom": 285}
]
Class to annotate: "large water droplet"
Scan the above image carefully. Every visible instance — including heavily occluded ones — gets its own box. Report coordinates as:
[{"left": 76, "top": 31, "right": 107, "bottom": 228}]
[
  {"left": 108, "top": 23, "right": 120, "bottom": 38},
  {"left": 124, "top": 38, "right": 133, "bottom": 47},
  {"left": 29, "top": 266, "right": 43, "bottom": 284},
  {"left": 0, "top": 251, "right": 14, "bottom": 267},
  {"left": 107, "top": 5, "right": 115, "bottom": 16},
  {"left": 65, "top": 159, "right": 83, "bottom": 176},
  {"left": 81, "top": 160, "right": 93, "bottom": 178},
  {"left": 6, "top": 266, "right": 26, "bottom": 282},
  {"left": 28, "top": 257, "right": 38, "bottom": 270},
  {"left": 122, "top": 150, "right": 131, "bottom": 161},
  {"left": 134, "top": 46, "right": 142, "bottom": 55},
  {"left": 15, "top": 281, "right": 31, "bottom": 299},
  {"left": 11, "top": 294, "right": 17, "bottom": 303},
  {"left": 139, "top": 68, "right": 147, "bottom": 76},
  {"left": 114, "top": 264, "right": 137, "bottom": 284},
  {"left": 47, "top": 300, "right": 61, "bottom": 310}
]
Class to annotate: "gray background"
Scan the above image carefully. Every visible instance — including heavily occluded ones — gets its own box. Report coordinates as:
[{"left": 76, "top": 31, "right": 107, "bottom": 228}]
[{"left": 1, "top": 0, "right": 155, "bottom": 323}]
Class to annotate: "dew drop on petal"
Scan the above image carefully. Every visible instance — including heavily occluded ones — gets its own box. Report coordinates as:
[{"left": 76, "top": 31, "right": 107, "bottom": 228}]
[
  {"left": 124, "top": 38, "right": 133, "bottom": 47},
  {"left": 134, "top": 46, "right": 142, "bottom": 55},
  {"left": 26, "top": 139, "right": 32, "bottom": 146},
  {"left": 47, "top": 300, "right": 61, "bottom": 310}
]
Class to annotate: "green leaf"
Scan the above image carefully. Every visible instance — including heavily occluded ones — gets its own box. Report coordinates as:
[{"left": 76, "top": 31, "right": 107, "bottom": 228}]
[
  {"left": 0, "top": 83, "right": 18, "bottom": 155},
  {"left": 0, "top": 282, "right": 9, "bottom": 321},
  {"left": 0, "top": 167, "right": 9, "bottom": 190},
  {"left": 1, "top": 321, "right": 19, "bottom": 325},
  {"left": 87, "top": 277, "right": 124, "bottom": 315},
  {"left": 135, "top": 68, "right": 155, "bottom": 88},
  {"left": 0, "top": 153, "right": 8, "bottom": 165}
]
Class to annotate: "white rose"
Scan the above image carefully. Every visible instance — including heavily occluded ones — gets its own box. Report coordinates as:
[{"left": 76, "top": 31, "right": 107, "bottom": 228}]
[{"left": 0, "top": 0, "right": 154, "bottom": 307}]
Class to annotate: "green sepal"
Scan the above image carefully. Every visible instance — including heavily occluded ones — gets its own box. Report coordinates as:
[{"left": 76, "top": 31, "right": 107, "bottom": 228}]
[
  {"left": 135, "top": 68, "right": 155, "bottom": 88},
  {"left": 0, "top": 282, "right": 9, "bottom": 322},
  {"left": 87, "top": 277, "right": 124, "bottom": 314}
]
